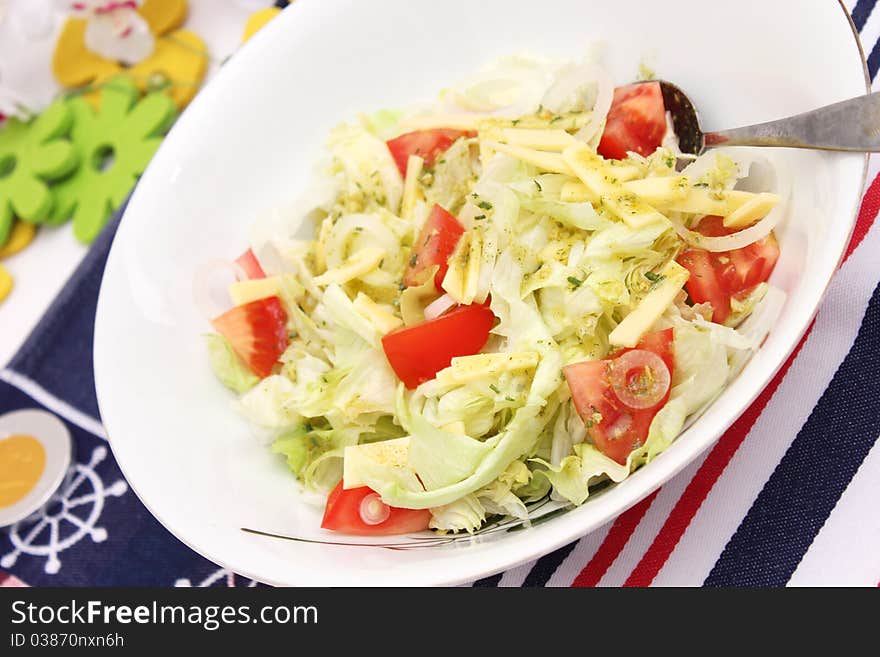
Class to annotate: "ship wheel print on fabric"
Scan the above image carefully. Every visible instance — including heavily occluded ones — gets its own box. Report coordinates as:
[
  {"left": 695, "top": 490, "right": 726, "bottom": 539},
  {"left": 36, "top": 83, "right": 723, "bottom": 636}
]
[
  {"left": 1, "top": 446, "right": 127, "bottom": 574},
  {"left": 175, "top": 567, "right": 258, "bottom": 588}
]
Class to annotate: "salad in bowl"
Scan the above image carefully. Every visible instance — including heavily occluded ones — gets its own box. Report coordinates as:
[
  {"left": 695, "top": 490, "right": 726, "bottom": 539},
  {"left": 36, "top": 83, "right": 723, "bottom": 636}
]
[{"left": 197, "top": 55, "right": 787, "bottom": 537}]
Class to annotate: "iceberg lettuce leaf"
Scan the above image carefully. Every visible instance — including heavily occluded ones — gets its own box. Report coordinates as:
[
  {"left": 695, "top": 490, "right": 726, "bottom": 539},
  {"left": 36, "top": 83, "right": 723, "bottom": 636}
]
[{"left": 205, "top": 334, "right": 259, "bottom": 394}]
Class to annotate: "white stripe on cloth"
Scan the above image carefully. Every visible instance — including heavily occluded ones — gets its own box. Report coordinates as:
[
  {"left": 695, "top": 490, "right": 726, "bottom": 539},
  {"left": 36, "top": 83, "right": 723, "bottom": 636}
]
[
  {"left": 0, "top": 369, "right": 108, "bottom": 441},
  {"left": 497, "top": 560, "right": 538, "bottom": 587},
  {"left": 537, "top": 179, "right": 880, "bottom": 587},
  {"left": 545, "top": 524, "right": 611, "bottom": 587},
  {"left": 860, "top": 1, "right": 880, "bottom": 63},
  {"left": 647, "top": 217, "right": 880, "bottom": 586},
  {"left": 787, "top": 436, "right": 880, "bottom": 586},
  {"left": 542, "top": 205, "right": 880, "bottom": 586},
  {"left": 595, "top": 454, "right": 708, "bottom": 586}
]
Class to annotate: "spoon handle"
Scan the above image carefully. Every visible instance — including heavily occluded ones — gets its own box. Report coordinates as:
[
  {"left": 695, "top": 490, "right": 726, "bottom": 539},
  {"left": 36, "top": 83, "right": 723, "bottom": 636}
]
[{"left": 704, "top": 92, "right": 880, "bottom": 152}]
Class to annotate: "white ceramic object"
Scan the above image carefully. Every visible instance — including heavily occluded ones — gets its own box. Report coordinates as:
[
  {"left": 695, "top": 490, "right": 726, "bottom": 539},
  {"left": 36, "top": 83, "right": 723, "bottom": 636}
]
[
  {"left": 0, "top": 409, "right": 72, "bottom": 527},
  {"left": 94, "top": 0, "right": 868, "bottom": 586}
]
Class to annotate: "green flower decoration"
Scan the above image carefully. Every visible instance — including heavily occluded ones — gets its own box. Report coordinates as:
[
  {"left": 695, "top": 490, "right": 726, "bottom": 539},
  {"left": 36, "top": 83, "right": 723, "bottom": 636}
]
[
  {"left": 50, "top": 76, "right": 177, "bottom": 243},
  {"left": 0, "top": 101, "right": 78, "bottom": 245}
]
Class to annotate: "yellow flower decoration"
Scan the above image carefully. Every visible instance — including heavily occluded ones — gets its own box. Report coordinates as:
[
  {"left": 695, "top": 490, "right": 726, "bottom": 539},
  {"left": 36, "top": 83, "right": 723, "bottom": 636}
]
[
  {"left": 242, "top": 6, "right": 283, "bottom": 43},
  {"left": 52, "top": 0, "right": 208, "bottom": 110},
  {"left": 0, "top": 221, "right": 37, "bottom": 259},
  {"left": 0, "top": 264, "right": 12, "bottom": 303}
]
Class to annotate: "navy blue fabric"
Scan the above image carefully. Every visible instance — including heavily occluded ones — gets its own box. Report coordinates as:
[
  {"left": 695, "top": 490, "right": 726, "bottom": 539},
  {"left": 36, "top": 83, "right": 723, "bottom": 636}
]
[
  {"left": 868, "top": 37, "right": 880, "bottom": 81},
  {"left": 5, "top": 206, "right": 124, "bottom": 419},
  {"left": 704, "top": 281, "right": 880, "bottom": 587},
  {"left": 522, "top": 542, "right": 578, "bottom": 587},
  {"left": 851, "top": 0, "right": 876, "bottom": 32},
  {"left": 0, "top": 356, "right": 225, "bottom": 586},
  {"left": 0, "top": 207, "right": 228, "bottom": 587},
  {"left": 473, "top": 573, "right": 503, "bottom": 587}
]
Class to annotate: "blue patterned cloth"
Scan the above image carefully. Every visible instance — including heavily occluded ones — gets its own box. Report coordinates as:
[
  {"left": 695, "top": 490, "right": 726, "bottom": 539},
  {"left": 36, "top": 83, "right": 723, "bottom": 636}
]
[
  {"left": 3, "top": 0, "right": 880, "bottom": 587},
  {"left": 0, "top": 205, "right": 254, "bottom": 587}
]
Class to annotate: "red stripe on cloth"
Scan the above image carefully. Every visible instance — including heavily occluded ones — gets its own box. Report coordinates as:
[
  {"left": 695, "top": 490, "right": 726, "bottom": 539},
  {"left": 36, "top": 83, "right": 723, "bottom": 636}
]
[
  {"left": 571, "top": 490, "right": 659, "bottom": 587},
  {"left": 622, "top": 327, "right": 813, "bottom": 587},
  {"left": 567, "top": 172, "right": 878, "bottom": 589},
  {"left": 615, "top": 173, "right": 880, "bottom": 587},
  {"left": 0, "top": 571, "right": 8, "bottom": 585},
  {"left": 844, "top": 172, "right": 880, "bottom": 262}
]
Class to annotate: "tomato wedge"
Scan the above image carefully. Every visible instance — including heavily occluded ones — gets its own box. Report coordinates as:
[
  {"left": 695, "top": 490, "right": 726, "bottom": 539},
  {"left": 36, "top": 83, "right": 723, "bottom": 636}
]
[
  {"left": 676, "top": 216, "right": 780, "bottom": 323},
  {"left": 624, "top": 328, "right": 675, "bottom": 373},
  {"left": 321, "top": 482, "right": 431, "bottom": 536},
  {"left": 564, "top": 329, "right": 674, "bottom": 464},
  {"left": 211, "top": 296, "right": 288, "bottom": 378},
  {"left": 597, "top": 81, "right": 667, "bottom": 160},
  {"left": 381, "top": 303, "right": 495, "bottom": 389},
  {"left": 386, "top": 129, "right": 475, "bottom": 177},
  {"left": 403, "top": 204, "right": 465, "bottom": 289},
  {"left": 734, "top": 233, "right": 779, "bottom": 285},
  {"left": 235, "top": 248, "right": 266, "bottom": 279},
  {"left": 677, "top": 248, "right": 733, "bottom": 323}
]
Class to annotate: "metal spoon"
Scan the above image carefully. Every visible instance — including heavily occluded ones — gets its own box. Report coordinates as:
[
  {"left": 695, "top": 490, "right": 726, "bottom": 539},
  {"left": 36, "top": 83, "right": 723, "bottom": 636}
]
[{"left": 657, "top": 80, "right": 880, "bottom": 156}]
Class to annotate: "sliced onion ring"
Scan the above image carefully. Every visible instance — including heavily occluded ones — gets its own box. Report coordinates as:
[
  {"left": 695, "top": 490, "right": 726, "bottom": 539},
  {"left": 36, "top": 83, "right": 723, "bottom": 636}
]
[
  {"left": 424, "top": 293, "right": 457, "bottom": 321},
  {"left": 252, "top": 240, "right": 289, "bottom": 276},
  {"left": 575, "top": 65, "right": 613, "bottom": 143},
  {"left": 610, "top": 349, "right": 671, "bottom": 410},
  {"left": 193, "top": 259, "right": 247, "bottom": 321},
  {"left": 675, "top": 151, "right": 790, "bottom": 252},
  {"left": 543, "top": 61, "right": 605, "bottom": 115},
  {"left": 671, "top": 202, "right": 783, "bottom": 253},
  {"left": 359, "top": 493, "right": 391, "bottom": 526}
]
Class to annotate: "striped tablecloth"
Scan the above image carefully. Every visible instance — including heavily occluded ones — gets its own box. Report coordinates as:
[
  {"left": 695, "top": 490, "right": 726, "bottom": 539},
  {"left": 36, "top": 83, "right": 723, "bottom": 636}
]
[{"left": 3, "top": 0, "right": 880, "bottom": 588}]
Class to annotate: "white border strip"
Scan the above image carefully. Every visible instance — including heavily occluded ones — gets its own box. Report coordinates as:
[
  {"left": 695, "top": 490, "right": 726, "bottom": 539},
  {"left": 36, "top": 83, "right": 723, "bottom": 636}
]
[{"left": 0, "top": 369, "right": 107, "bottom": 441}]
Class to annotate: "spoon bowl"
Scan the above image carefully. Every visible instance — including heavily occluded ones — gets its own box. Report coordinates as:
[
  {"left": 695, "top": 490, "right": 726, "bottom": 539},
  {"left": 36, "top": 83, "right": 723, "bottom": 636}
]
[{"left": 653, "top": 80, "right": 880, "bottom": 155}]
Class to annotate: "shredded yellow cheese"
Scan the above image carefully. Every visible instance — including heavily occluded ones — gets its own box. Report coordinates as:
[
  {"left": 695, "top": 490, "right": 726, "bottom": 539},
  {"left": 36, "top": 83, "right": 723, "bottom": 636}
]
[
  {"left": 401, "top": 154, "right": 424, "bottom": 220},
  {"left": 441, "top": 231, "right": 483, "bottom": 304},
  {"left": 723, "top": 192, "right": 780, "bottom": 228},
  {"left": 609, "top": 261, "right": 690, "bottom": 348},
  {"left": 490, "top": 142, "right": 575, "bottom": 175},
  {"left": 435, "top": 352, "right": 541, "bottom": 385},
  {"left": 228, "top": 276, "right": 281, "bottom": 306},
  {"left": 353, "top": 292, "right": 403, "bottom": 334},
  {"left": 313, "top": 246, "right": 386, "bottom": 286},
  {"left": 562, "top": 144, "right": 668, "bottom": 228},
  {"left": 493, "top": 128, "right": 576, "bottom": 151}
]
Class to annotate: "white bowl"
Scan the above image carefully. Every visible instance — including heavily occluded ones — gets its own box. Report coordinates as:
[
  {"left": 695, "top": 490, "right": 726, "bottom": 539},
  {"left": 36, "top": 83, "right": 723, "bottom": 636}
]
[{"left": 94, "top": 0, "right": 868, "bottom": 586}]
